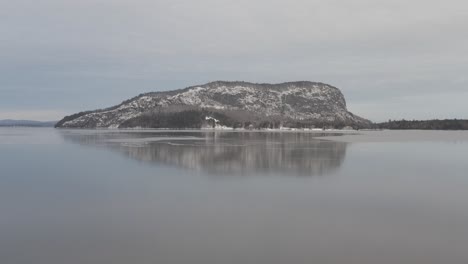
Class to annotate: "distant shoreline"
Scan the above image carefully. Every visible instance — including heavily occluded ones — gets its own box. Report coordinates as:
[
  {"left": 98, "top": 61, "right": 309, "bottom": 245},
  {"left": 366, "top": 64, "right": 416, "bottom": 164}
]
[
  {"left": 3, "top": 119, "right": 468, "bottom": 131},
  {"left": 375, "top": 119, "right": 468, "bottom": 130},
  {"left": 0, "top": 120, "right": 57, "bottom": 127}
]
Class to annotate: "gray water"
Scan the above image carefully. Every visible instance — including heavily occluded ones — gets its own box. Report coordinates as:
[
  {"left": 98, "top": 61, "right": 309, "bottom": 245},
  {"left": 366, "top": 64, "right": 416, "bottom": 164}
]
[{"left": 1, "top": 128, "right": 468, "bottom": 264}]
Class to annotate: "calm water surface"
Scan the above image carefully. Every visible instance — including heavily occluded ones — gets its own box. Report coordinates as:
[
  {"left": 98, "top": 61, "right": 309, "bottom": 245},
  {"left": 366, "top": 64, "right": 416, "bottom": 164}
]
[{"left": 1, "top": 128, "right": 468, "bottom": 264}]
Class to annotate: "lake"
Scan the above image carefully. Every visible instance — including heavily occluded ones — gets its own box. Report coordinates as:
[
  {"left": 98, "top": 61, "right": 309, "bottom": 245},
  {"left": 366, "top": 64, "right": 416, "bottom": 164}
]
[{"left": 1, "top": 128, "right": 468, "bottom": 264}]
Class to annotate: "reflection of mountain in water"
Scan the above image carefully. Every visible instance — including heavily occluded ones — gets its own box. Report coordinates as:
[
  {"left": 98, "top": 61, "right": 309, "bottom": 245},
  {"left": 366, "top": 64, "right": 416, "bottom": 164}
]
[{"left": 60, "top": 131, "right": 348, "bottom": 176}]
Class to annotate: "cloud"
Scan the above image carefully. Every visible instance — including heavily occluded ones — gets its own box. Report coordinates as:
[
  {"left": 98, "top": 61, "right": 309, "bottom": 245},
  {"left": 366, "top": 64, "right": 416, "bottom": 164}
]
[{"left": 1, "top": 0, "right": 467, "bottom": 121}]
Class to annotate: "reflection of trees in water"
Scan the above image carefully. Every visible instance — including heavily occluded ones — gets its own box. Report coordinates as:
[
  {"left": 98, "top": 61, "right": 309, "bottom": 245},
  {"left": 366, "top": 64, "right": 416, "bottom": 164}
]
[{"left": 61, "top": 131, "right": 348, "bottom": 176}]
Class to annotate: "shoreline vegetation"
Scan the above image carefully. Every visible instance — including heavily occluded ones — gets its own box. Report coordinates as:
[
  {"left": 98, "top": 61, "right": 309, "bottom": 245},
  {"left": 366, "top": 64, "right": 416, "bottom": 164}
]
[
  {"left": 54, "top": 119, "right": 468, "bottom": 132},
  {"left": 93, "top": 110, "right": 468, "bottom": 131},
  {"left": 375, "top": 119, "right": 468, "bottom": 130},
  {"left": 4, "top": 117, "right": 468, "bottom": 131},
  {"left": 116, "top": 109, "right": 364, "bottom": 130}
]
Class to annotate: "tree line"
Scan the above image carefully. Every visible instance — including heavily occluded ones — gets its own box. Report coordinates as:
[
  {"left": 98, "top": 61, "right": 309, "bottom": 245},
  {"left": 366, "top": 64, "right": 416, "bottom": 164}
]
[
  {"left": 376, "top": 119, "right": 468, "bottom": 130},
  {"left": 118, "top": 109, "right": 367, "bottom": 130}
]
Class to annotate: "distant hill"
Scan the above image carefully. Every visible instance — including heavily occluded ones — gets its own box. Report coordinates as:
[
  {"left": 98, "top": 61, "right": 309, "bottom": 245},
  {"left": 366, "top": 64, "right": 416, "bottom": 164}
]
[
  {"left": 0, "top": 119, "right": 57, "bottom": 127},
  {"left": 377, "top": 119, "right": 468, "bottom": 130},
  {"left": 56, "top": 81, "right": 371, "bottom": 129}
]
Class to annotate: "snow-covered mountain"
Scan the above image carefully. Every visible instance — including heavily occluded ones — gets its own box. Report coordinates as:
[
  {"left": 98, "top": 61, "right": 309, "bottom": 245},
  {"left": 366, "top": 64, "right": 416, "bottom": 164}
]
[{"left": 56, "top": 81, "right": 370, "bottom": 129}]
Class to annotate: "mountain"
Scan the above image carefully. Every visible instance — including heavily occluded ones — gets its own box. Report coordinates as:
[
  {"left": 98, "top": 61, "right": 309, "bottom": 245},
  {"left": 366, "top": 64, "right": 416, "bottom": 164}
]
[
  {"left": 56, "top": 81, "right": 371, "bottom": 129},
  {"left": 0, "top": 119, "right": 57, "bottom": 127}
]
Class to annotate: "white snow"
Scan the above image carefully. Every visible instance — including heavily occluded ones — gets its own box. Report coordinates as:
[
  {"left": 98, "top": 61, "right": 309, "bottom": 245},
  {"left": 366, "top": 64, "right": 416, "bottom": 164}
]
[{"left": 61, "top": 82, "right": 366, "bottom": 128}]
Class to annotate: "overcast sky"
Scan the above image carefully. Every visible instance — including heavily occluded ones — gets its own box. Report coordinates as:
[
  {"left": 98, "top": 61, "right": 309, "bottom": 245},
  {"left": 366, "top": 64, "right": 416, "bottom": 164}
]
[{"left": 1, "top": 0, "right": 467, "bottom": 121}]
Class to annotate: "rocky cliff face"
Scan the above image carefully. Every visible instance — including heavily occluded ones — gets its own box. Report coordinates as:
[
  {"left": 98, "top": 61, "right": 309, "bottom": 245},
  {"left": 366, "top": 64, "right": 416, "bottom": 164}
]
[{"left": 56, "top": 81, "right": 370, "bottom": 129}]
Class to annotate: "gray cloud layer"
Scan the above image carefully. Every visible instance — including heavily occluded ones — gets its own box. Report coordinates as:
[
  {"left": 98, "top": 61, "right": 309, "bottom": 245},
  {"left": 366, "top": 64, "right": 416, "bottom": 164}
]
[{"left": 1, "top": 0, "right": 467, "bottom": 121}]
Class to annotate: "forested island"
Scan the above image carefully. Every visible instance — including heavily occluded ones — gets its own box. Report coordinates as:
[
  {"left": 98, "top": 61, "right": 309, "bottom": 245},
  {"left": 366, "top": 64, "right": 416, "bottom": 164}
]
[
  {"left": 51, "top": 80, "right": 467, "bottom": 131},
  {"left": 55, "top": 81, "right": 371, "bottom": 129}
]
